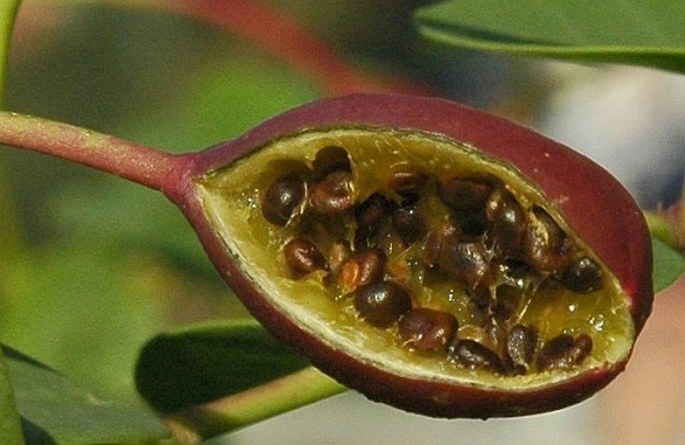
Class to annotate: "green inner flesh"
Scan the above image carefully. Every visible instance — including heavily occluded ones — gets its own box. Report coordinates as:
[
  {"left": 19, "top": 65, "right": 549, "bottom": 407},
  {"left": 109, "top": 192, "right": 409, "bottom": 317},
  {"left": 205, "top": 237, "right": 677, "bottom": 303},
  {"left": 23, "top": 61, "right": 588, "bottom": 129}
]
[{"left": 197, "top": 127, "right": 634, "bottom": 388}]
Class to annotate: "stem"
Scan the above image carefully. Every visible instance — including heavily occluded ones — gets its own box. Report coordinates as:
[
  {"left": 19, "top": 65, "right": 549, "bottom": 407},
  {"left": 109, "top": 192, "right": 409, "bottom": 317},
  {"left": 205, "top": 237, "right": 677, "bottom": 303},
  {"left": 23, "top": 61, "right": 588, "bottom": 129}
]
[
  {"left": 0, "top": 0, "right": 21, "bottom": 106},
  {"left": 164, "top": 367, "right": 346, "bottom": 442},
  {"left": 50, "top": 0, "right": 435, "bottom": 97},
  {"left": 0, "top": 111, "right": 184, "bottom": 193}
]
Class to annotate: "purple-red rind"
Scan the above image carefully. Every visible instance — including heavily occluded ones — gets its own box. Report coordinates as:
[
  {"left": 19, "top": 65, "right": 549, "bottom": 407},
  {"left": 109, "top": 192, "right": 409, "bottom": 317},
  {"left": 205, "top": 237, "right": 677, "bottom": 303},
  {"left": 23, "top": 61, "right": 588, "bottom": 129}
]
[{"left": 174, "top": 94, "right": 653, "bottom": 418}]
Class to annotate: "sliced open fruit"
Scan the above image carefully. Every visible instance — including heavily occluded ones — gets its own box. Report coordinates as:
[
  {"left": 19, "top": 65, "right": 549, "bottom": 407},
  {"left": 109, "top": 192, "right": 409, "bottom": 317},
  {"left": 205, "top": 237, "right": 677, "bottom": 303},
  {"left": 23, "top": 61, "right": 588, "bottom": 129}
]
[{"left": 178, "top": 95, "right": 652, "bottom": 418}]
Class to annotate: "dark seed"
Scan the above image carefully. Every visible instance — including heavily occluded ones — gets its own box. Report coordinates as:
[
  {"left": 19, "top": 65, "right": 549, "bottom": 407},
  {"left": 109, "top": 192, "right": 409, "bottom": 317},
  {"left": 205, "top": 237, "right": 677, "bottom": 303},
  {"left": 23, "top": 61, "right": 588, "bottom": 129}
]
[
  {"left": 339, "top": 249, "right": 386, "bottom": 294},
  {"left": 353, "top": 281, "right": 412, "bottom": 328},
  {"left": 262, "top": 175, "right": 306, "bottom": 226},
  {"left": 559, "top": 257, "right": 603, "bottom": 293},
  {"left": 310, "top": 170, "right": 355, "bottom": 215},
  {"left": 354, "top": 193, "right": 392, "bottom": 247},
  {"left": 283, "top": 238, "right": 327, "bottom": 279},
  {"left": 438, "top": 177, "right": 494, "bottom": 211},
  {"left": 399, "top": 308, "right": 458, "bottom": 351},
  {"left": 437, "top": 241, "right": 491, "bottom": 290},
  {"left": 524, "top": 206, "right": 573, "bottom": 273},
  {"left": 449, "top": 339, "right": 506, "bottom": 374},
  {"left": 424, "top": 222, "right": 461, "bottom": 267},
  {"left": 392, "top": 205, "right": 427, "bottom": 244},
  {"left": 388, "top": 169, "right": 429, "bottom": 202},
  {"left": 506, "top": 324, "right": 539, "bottom": 368},
  {"left": 486, "top": 190, "right": 527, "bottom": 258},
  {"left": 537, "top": 333, "right": 593, "bottom": 371}
]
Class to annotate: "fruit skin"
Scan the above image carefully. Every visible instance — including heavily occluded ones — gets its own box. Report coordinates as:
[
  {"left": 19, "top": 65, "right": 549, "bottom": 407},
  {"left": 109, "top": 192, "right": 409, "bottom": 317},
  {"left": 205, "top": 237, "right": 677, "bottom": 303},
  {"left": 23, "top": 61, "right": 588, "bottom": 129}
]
[{"left": 171, "top": 94, "right": 653, "bottom": 418}]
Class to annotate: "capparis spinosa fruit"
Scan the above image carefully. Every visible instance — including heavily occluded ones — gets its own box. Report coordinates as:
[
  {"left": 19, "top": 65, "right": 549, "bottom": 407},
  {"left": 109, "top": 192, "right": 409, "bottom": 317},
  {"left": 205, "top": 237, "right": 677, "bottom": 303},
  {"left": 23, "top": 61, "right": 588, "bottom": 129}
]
[{"left": 172, "top": 94, "right": 652, "bottom": 418}]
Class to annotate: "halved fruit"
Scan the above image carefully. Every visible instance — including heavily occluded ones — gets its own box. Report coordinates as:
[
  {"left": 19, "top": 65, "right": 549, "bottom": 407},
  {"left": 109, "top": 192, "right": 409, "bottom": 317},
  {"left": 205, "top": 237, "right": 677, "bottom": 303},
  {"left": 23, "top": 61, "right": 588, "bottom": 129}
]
[{"left": 178, "top": 94, "right": 652, "bottom": 418}]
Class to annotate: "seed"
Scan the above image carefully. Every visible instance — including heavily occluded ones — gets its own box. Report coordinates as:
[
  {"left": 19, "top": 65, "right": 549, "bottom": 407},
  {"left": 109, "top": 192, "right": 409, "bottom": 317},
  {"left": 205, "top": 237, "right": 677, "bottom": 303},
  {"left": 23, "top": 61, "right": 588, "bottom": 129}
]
[
  {"left": 388, "top": 169, "right": 429, "bottom": 202},
  {"left": 339, "top": 249, "right": 386, "bottom": 294},
  {"left": 524, "top": 207, "right": 573, "bottom": 273},
  {"left": 559, "top": 257, "right": 603, "bottom": 293},
  {"left": 486, "top": 190, "right": 526, "bottom": 259},
  {"left": 355, "top": 193, "right": 392, "bottom": 247},
  {"left": 537, "top": 333, "right": 593, "bottom": 371},
  {"left": 399, "top": 308, "right": 458, "bottom": 351},
  {"left": 424, "top": 222, "right": 461, "bottom": 267},
  {"left": 283, "top": 238, "right": 327, "bottom": 279},
  {"left": 506, "top": 324, "right": 539, "bottom": 368},
  {"left": 437, "top": 241, "right": 491, "bottom": 290},
  {"left": 262, "top": 175, "right": 305, "bottom": 226},
  {"left": 449, "top": 339, "right": 506, "bottom": 374},
  {"left": 392, "top": 205, "right": 427, "bottom": 244},
  {"left": 353, "top": 281, "right": 412, "bottom": 328},
  {"left": 438, "top": 177, "right": 494, "bottom": 211},
  {"left": 310, "top": 170, "right": 355, "bottom": 215}
]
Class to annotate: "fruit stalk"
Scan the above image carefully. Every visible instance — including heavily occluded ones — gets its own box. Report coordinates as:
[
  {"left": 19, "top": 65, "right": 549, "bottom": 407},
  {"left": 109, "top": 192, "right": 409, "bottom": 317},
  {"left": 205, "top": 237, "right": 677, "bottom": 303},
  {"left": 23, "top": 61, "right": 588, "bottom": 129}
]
[{"left": 0, "top": 111, "right": 187, "bottom": 195}]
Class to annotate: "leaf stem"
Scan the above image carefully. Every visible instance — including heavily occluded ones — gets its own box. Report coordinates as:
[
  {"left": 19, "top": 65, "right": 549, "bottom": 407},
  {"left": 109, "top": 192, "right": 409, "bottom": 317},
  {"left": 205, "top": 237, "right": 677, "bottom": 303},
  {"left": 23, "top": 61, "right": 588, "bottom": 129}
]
[
  {"left": 0, "top": 0, "right": 21, "bottom": 106},
  {"left": 0, "top": 111, "right": 187, "bottom": 194},
  {"left": 164, "top": 366, "right": 346, "bottom": 442}
]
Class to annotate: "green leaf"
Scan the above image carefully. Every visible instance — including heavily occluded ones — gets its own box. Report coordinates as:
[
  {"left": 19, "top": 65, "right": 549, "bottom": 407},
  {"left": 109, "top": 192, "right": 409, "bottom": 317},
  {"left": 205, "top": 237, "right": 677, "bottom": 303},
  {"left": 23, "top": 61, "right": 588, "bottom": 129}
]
[
  {"left": 3, "top": 345, "right": 169, "bottom": 445},
  {"left": 416, "top": 0, "right": 685, "bottom": 73},
  {"left": 652, "top": 236, "right": 685, "bottom": 294},
  {"left": 135, "top": 319, "right": 310, "bottom": 414},
  {"left": 0, "top": 348, "right": 25, "bottom": 445}
]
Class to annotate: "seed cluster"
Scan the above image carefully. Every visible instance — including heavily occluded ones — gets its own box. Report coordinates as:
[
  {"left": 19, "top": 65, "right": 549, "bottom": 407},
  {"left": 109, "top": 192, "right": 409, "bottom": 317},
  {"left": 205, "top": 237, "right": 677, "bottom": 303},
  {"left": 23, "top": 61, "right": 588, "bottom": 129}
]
[{"left": 261, "top": 146, "right": 603, "bottom": 376}]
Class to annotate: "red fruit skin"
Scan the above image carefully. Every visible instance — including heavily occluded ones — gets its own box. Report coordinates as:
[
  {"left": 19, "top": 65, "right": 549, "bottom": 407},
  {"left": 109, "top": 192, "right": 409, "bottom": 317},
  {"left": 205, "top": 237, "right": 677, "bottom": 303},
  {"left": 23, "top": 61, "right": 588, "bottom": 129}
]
[{"left": 170, "top": 94, "right": 653, "bottom": 418}]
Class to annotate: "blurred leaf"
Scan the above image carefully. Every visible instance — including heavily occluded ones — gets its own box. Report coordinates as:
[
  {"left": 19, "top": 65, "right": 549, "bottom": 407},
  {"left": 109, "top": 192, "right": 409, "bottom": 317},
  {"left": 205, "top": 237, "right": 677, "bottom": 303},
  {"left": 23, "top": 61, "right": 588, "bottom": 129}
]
[
  {"left": 125, "top": 53, "right": 320, "bottom": 152},
  {"left": 0, "top": 239, "right": 171, "bottom": 402},
  {"left": 416, "top": 0, "right": 685, "bottom": 73},
  {"left": 0, "top": 348, "right": 24, "bottom": 445},
  {"left": 3, "top": 345, "right": 169, "bottom": 445},
  {"left": 652, "top": 236, "right": 685, "bottom": 294},
  {"left": 135, "top": 319, "right": 309, "bottom": 414}
]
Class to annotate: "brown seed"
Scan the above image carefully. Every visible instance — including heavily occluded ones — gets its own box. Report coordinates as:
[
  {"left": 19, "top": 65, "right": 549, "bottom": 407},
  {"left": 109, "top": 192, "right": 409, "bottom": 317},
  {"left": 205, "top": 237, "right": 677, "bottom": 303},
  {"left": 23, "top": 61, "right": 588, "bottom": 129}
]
[
  {"left": 283, "top": 238, "right": 327, "bottom": 279},
  {"left": 559, "top": 256, "right": 603, "bottom": 293},
  {"left": 354, "top": 193, "right": 392, "bottom": 247},
  {"left": 424, "top": 222, "right": 461, "bottom": 267},
  {"left": 437, "top": 241, "right": 491, "bottom": 290},
  {"left": 506, "top": 324, "right": 539, "bottom": 369},
  {"left": 537, "top": 333, "right": 593, "bottom": 371},
  {"left": 353, "top": 281, "right": 412, "bottom": 328},
  {"left": 449, "top": 339, "right": 506, "bottom": 374},
  {"left": 388, "top": 169, "right": 429, "bottom": 202},
  {"left": 399, "top": 308, "right": 458, "bottom": 351},
  {"left": 438, "top": 177, "right": 494, "bottom": 211},
  {"left": 339, "top": 249, "right": 386, "bottom": 294},
  {"left": 486, "top": 190, "right": 527, "bottom": 258},
  {"left": 310, "top": 170, "right": 355, "bottom": 215},
  {"left": 261, "top": 175, "right": 306, "bottom": 226},
  {"left": 524, "top": 207, "right": 573, "bottom": 273},
  {"left": 392, "top": 205, "right": 427, "bottom": 245}
]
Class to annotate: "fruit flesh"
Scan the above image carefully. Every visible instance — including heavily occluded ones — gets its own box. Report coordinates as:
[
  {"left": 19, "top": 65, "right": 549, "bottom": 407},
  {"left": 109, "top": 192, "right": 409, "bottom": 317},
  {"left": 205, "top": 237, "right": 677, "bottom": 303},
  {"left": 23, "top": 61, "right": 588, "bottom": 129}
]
[{"left": 197, "top": 127, "right": 634, "bottom": 388}]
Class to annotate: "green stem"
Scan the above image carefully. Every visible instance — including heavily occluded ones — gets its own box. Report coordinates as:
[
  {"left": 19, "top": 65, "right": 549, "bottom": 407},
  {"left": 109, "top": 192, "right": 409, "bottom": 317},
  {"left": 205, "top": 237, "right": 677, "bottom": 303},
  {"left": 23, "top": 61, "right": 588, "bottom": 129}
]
[
  {"left": 0, "top": 111, "right": 184, "bottom": 193},
  {"left": 0, "top": 0, "right": 20, "bottom": 106},
  {"left": 0, "top": 2, "right": 28, "bottom": 445},
  {"left": 164, "top": 367, "right": 346, "bottom": 442}
]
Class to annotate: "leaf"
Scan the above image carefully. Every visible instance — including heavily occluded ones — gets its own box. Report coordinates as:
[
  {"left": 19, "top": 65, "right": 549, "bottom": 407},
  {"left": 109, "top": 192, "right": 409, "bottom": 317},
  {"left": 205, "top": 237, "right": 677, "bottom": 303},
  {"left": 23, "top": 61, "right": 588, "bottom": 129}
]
[
  {"left": 135, "top": 319, "right": 310, "bottom": 414},
  {"left": 0, "top": 348, "right": 25, "bottom": 445},
  {"left": 416, "top": 0, "right": 685, "bottom": 73},
  {"left": 652, "top": 236, "right": 685, "bottom": 294},
  {"left": 3, "top": 345, "right": 169, "bottom": 445}
]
